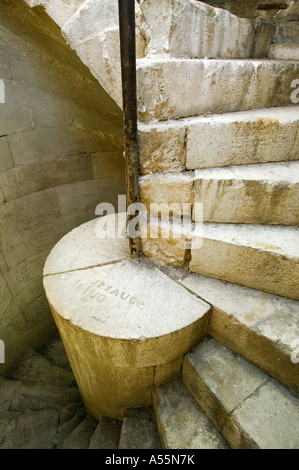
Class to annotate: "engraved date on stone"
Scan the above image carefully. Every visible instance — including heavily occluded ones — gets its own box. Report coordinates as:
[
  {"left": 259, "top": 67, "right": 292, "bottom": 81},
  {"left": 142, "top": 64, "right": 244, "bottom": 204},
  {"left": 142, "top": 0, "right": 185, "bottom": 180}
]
[{"left": 73, "top": 279, "right": 145, "bottom": 309}]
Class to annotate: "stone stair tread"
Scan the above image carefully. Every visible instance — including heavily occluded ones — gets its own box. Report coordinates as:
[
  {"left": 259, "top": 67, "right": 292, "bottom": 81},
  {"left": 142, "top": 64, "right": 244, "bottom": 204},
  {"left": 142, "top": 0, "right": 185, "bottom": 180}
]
[
  {"left": 0, "top": 377, "right": 81, "bottom": 412},
  {"left": 192, "top": 161, "right": 299, "bottom": 224},
  {"left": 60, "top": 414, "right": 98, "bottom": 449},
  {"left": 182, "top": 338, "right": 299, "bottom": 449},
  {"left": 181, "top": 272, "right": 299, "bottom": 392},
  {"left": 189, "top": 222, "right": 299, "bottom": 300},
  {"left": 138, "top": 106, "right": 299, "bottom": 173},
  {"left": 153, "top": 378, "right": 229, "bottom": 449},
  {"left": 194, "top": 161, "right": 299, "bottom": 183},
  {"left": 137, "top": 57, "right": 299, "bottom": 122},
  {"left": 7, "top": 346, "right": 75, "bottom": 387},
  {"left": 119, "top": 407, "right": 161, "bottom": 450},
  {"left": 39, "top": 335, "right": 71, "bottom": 369},
  {"left": 88, "top": 416, "right": 122, "bottom": 449},
  {"left": 0, "top": 409, "right": 59, "bottom": 449},
  {"left": 198, "top": 223, "right": 299, "bottom": 259},
  {"left": 269, "top": 43, "right": 299, "bottom": 60}
]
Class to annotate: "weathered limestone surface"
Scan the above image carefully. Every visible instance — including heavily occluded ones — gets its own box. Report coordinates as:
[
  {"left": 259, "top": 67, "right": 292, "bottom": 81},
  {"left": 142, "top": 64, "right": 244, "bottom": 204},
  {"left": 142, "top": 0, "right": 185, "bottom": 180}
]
[
  {"left": 153, "top": 379, "right": 229, "bottom": 449},
  {"left": 138, "top": 106, "right": 299, "bottom": 173},
  {"left": 138, "top": 121, "right": 186, "bottom": 174},
  {"left": 140, "top": 172, "right": 194, "bottom": 217},
  {"left": 139, "top": 0, "right": 255, "bottom": 59},
  {"left": 186, "top": 106, "right": 299, "bottom": 168},
  {"left": 268, "top": 43, "right": 299, "bottom": 60},
  {"left": 189, "top": 223, "right": 299, "bottom": 300},
  {"left": 181, "top": 273, "right": 299, "bottom": 392},
  {"left": 119, "top": 408, "right": 161, "bottom": 449},
  {"left": 43, "top": 216, "right": 211, "bottom": 419},
  {"left": 137, "top": 58, "right": 299, "bottom": 122},
  {"left": 203, "top": 0, "right": 299, "bottom": 23},
  {"left": 274, "top": 21, "right": 299, "bottom": 43},
  {"left": 183, "top": 338, "right": 299, "bottom": 448},
  {"left": 89, "top": 416, "right": 122, "bottom": 449},
  {"left": 193, "top": 161, "right": 299, "bottom": 225}
]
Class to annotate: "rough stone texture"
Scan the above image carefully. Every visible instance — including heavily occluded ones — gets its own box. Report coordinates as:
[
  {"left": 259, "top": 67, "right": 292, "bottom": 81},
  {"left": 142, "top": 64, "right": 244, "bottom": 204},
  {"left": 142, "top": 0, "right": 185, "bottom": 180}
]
[
  {"left": 24, "top": 0, "right": 85, "bottom": 28},
  {"left": 60, "top": 414, "right": 97, "bottom": 449},
  {"left": 189, "top": 223, "right": 299, "bottom": 300},
  {"left": 186, "top": 106, "right": 299, "bottom": 168},
  {"left": 268, "top": 43, "right": 299, "bottom": 59},
  {"left": 182, "top": 273, "right": 299, "bottom": 392},
  {"left": 140, "top": 172, "right": 194, "bottom": 218},
  {"left": 251, "top": 21, "right": 275, "bottom": 58},
  {"left": 193, "top": 161, "right": 299, "bottom": 225},
  {"left": 183, "top": 338, "right": 299, "bottom": 449},
  {"left": 119, "top": 407, "right": 161, "bottom": 449},
  {"left": 274, "top": 21, "right": 299, "bottom": 43},
  {"left": 7, "top": 347, "right": 75, "bottom": 386},
  {"left": 0, "top": 0, "right": 124, "bottom": 375},
  {"left": 89, "top": 416, "right": 122, "bottom": 449},
  {"left": 0, "top": 409, "right": 59, "bottom": 449},
  {"left": 183, "top": 338, "right": 270, "bottom": 430},
  {"left": 140, "top": 216, "right": 196, "bottom": 268},
  {"left": 43, "top": 216, "right": 210, "bottom": 419},
  {"left": 137, "top": 58, "right": 299, "bottom": 122},
  {"left": 139, "top": 0, "right": 255, "bottom": 59},
  {"left": 222, "top": 378, "right": 299, "bottom": 449},
  {"left": 39, "top": 335, "right": 70, "bottom": 368},
  {"left": 153, "top": 379, "right": 229, "bottom": 449},
  {"left": 138, "top": 106, "right": 299, "bottom": 173},
  {"left": 204, "top": 0, "right": 299, "bottom": 23},
  {"left": 138, "top": 121, "right": 186, "bottom": 175}
]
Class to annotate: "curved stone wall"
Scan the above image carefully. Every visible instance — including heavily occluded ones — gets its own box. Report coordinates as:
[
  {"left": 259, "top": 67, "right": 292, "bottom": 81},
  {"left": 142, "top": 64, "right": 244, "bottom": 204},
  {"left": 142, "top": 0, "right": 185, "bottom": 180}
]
[{"left": 0, "top": 0, "right": 125, "bottom": 373}]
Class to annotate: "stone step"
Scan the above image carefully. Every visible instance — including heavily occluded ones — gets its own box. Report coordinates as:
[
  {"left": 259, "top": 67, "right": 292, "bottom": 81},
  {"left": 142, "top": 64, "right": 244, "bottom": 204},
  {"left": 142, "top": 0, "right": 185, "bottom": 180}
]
[
  {"left": 153, "top": 378, "right": 229, "bottom": 449},
  {"left": 193, "top": 161, "right": 299, "bottom": 225},
  {"left": 7, "top": 346, "right": 75, "bottom": 387},
  {"left": 137, "top": 58, "right": 299, "bottom": 122},
  {"left": 189, "top": 222, "right": 299, "bottom": 300},
  {"left": 0, "top": 409, "right": 59, "bottom": 449},
  {"left": 60, "top": 414, "right": 98, "bottom": 449},
  {"left": 268, "top": 44, "right": 299, "bottom": 60},
  {"left": 0, "top": 377, "right": 81, "bottom": 413},
  {"left": 24, "top": 0, "right": 86, "bottom": 28},
  {"left": 138, "top": 106, "right": 299, "bottom": 174},
  {"left": 62, "top": 0, "right": 268, "bottom": 61},
  {"left": 22, "top": 406, "right": 86, "bottom": 449},
  {"left": 182, "top": 338, "right": 299, "bottom": 449},
  {"left": 140, "top": 161, "right": 299, "bottom": 225},
  {"left": 274, "top": 21, "right": 299, "bottom": 44},
  {"left": 39, "top": 335, "right": 71, "bottom": 369},
  {"left": 119, "top": 407, "right": 161, "bottom": 449},
  {"left": 88, "top": 416, "right": 122, "bottom": 449},
  {"left": 180, "top": 273, "right": 299, "bottom": 393},
  {"left": 139, "top": 0, "right": 259, "bottom": 59}
]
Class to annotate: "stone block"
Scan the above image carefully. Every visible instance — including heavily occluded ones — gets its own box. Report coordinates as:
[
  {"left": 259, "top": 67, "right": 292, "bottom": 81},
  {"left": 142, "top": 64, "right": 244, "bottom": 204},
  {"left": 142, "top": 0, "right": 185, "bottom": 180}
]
[
  {"left": 137, "top": 58, "right": 299, "bottom": 122},
  {"left": 182, "top": 273, "right": 299, "bottom": 392},
  {"left": 153, "top": 378, "right": 229, "bottom": 449},
  {"left": 183, "top": 338, "right": 269, "bottom": 430},
  {"left": 190, "top": 223, "right": 299, "bottom": 300}
]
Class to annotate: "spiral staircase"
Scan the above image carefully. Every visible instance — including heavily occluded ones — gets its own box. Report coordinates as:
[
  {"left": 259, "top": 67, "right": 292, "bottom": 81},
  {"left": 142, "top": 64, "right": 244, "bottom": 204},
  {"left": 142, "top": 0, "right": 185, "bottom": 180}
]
[{"left": 1, "top": 0, "right": 298, "bottom": 449}]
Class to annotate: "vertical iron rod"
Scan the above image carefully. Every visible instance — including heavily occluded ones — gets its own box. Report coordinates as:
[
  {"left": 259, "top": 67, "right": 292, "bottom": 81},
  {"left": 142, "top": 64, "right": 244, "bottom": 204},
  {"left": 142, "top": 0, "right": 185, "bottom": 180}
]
[{"left": 118, "top": 0, "right": 140, "bottom": 259}]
